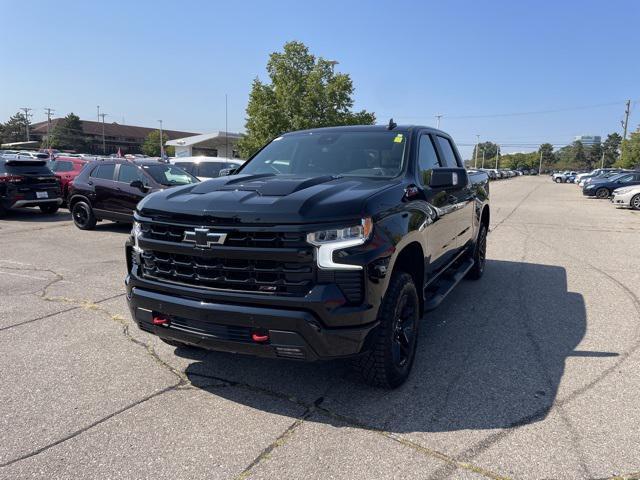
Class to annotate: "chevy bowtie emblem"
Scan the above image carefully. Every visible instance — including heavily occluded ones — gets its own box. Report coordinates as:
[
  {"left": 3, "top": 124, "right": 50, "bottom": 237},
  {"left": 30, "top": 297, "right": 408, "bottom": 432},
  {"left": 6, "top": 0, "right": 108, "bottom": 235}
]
[{"left": 183, "top": 228, "right": 227, "bottom": 247}]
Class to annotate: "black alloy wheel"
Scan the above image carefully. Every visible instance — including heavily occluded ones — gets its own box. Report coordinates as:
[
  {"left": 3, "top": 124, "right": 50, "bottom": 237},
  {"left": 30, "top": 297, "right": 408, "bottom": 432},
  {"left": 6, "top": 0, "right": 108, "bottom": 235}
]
[{"left": 72, "top": 201, "right": 97, "bottom": 230}]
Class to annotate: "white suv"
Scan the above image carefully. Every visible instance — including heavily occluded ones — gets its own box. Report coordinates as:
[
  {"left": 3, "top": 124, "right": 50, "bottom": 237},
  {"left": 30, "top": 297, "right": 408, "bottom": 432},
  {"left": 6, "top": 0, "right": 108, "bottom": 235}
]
[{"left": 170, "top": 157, "right": 244, "bottom": 181}]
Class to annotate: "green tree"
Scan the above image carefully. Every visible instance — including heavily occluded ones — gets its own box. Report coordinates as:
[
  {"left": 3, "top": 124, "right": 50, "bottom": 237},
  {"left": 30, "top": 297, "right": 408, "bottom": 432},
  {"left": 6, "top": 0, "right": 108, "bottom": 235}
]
[
  {"left": 602, "top": 132, "right": 622, "bottom": 167},
  {"left": 49, "top": 113, "right": 87, "bottom": 151},
  {"left": 1, "top": 112, "right": 30, "bottom": 143},
  {"left": 142, "top": 130, "right": 174, "bottom": 157},
  {"left": 572, "top": 140, "right": 587, "bottom": 168},
  {"left": 237, "top": 41, "right": 375, "bottom": 158},
  {"left": 618, "top": 127, "right": 640, "bottom": 169},
  {"left": 538, "top": 143, "right": 555, "bottom": 171},
  {"left": 587, "top": 141, "right": 603, "bottom": 169},
  {"left": 470, "top": 142, "right": 498, "bottom": 166}
]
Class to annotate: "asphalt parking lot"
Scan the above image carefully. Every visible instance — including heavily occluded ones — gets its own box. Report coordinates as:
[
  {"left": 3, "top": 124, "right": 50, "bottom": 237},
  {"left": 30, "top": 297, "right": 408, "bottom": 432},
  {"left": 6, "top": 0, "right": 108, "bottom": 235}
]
[{"left": 1, "top": 176, "right": 639, "bottom": 480}]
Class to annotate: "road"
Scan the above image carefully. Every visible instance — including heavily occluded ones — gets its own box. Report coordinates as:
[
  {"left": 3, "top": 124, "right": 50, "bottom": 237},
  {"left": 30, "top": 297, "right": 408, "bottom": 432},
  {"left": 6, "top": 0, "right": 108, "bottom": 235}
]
[{"left": 1, "top": 176, "right": 639, "bottom": 479}]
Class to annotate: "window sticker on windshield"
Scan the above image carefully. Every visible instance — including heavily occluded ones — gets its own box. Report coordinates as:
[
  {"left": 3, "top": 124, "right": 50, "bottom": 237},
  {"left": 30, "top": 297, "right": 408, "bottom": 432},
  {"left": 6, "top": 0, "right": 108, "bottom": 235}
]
[{"left": 394, "top": 134, "right": 404, "bottom": 143}]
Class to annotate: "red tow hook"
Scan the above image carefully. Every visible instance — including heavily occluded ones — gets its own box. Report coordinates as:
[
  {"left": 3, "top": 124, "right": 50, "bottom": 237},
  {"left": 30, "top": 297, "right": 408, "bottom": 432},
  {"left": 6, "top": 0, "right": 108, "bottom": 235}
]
[
  {"left": 152, "top": 314, "right": 170, "bottom": 326},
  {"left": 251, "top": 331, "right": 270, "bottom": 343}
]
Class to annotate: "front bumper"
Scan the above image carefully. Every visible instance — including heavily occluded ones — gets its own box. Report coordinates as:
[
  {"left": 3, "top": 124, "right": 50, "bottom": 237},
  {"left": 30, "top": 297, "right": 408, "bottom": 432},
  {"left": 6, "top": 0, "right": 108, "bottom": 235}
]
[
  {"left": 582, "top": 188, "right": 598, "bottom": 197},
  {"left": 611, "top": 193, "right": 632, "bottom": 206}
]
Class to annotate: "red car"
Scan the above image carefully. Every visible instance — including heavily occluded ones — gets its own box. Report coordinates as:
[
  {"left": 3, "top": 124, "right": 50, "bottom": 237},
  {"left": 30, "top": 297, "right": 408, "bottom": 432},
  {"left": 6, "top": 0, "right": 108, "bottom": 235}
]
[{"left": 49, "top": 157, "right": 89, "bottom": 203}]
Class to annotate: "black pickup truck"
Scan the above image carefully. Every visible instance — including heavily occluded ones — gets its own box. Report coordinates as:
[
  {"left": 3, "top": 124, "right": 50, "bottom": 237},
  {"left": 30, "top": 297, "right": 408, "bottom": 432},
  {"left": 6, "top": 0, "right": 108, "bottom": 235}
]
[{"left": 125, "top": 125, "right": 489, "bottom": 388}]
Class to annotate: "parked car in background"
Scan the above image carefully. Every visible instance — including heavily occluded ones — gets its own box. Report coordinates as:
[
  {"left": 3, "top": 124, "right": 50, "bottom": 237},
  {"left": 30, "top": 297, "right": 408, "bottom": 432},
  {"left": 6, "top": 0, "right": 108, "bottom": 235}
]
[
  {"left": 611, "top": 184, "right": 640, "bottom": 210},
  {"left": 576, "top": 168, "right": 621, "bottom": 187},
  {"left": 0, "top": 157, "right": 62, "bottom": 217},
  {"left": 49, "top": 157, "right": 90, "bottom": 202},
  {"left": 69, "top": 159, "right": 199, "bottom": 229},
  {"left": 583, "top": 171, "right": 640, "bottom": 198},
  {"left": 552, "top": 171, "right": 577, "bottom": 183},
  {"left": 582, "top": 169, "right": 626, "bottom": 188},
  {"left": 2, "top": 151, "right": 50, "bottom": 161},
  {"left": 170, "top": 157, "right": 245, "bottom": 181}
]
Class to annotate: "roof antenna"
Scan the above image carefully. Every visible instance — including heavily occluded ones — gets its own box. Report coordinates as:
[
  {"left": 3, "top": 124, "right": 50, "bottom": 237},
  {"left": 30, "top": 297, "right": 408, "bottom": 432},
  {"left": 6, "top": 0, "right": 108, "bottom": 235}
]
[{"left": 387, "top": 118, "right": 397, "bottom": 130}]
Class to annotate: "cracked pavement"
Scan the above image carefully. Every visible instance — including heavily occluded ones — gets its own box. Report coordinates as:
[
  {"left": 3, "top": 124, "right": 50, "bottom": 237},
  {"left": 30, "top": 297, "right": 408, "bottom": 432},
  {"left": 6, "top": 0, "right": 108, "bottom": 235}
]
[{"left": 1, "top": 177, "right": 639, "bottom": 479}]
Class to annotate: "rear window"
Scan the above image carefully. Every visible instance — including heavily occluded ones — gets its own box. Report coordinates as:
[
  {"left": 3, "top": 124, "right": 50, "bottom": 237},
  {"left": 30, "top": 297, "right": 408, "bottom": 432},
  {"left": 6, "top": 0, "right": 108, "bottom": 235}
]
[
  {"left": 2, "top": 161, "right": 52, "bottom": 175},
  {"left": 50, "top": 160, "right": 74, "bottom": 172},
  {"left": 174, "top": 162, "right": 196, "bottom": 175}
]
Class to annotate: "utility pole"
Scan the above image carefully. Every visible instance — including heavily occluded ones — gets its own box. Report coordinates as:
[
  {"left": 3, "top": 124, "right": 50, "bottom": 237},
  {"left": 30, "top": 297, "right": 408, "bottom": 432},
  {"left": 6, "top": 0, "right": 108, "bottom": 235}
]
[
  {"left": 600, "top": 150, "right": 605, "bottom": 169},
  {"left": 495, "top": 145, "right": 500, "bottom": 170},
  {"left": 538, "top": 149, "right": 543, "bottom": 174},
  {"left": 435, "top": 114, "right": 443, "bottom": 129},
  {"left": 44, "top": 108, "right": 55, "bottom": 149},
  {"left": 158, "top": 120, "right": 164, "bottom": 159},
  {"left": 621, "top": 99, "right": 631, "bottom": 140},
  {"left": 97, "top": 105, "right": 100, "bottom": 123},
  {"left": 20, "top": 107, "right": 33, "bottom": 141},
  {"left": 474, "top": 134, "right": 480, "bottom": 168},
  {"left": 225, "top": 94, "right": 228, "bottom": 158},
  {"left": 99, "top": 113, "right": 107, "bottom": 154},
  {"left": 482, "top": 150, "right": 486, "bottom": 168}
]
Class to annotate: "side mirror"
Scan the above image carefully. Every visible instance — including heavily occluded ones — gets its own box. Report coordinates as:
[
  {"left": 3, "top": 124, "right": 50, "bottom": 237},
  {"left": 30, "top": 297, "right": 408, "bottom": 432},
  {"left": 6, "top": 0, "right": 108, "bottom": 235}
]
[
  {"left": 429, "top": 168, "right": 468, "bottom": 189},
  {"left": 218, "top": 168, "right": 237, "bottom": 177},
  {"left": 130, "top": 180, "right": 147, "bottom": 192}
]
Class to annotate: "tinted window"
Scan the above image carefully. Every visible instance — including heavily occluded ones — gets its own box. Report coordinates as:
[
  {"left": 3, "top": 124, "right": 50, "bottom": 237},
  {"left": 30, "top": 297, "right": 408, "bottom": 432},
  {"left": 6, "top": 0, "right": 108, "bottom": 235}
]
[
  {"left": 174, "top": 162, "right": 196, "bottom": 175},
  {"left": 417, "top": 135, "right": 441, "bottom": 185},
  {"left": 51, "top": 161, "right": 74, "bottom": 172},
  {"left": 197, "top": 162, "right": 226, "bottom": 178},
  {"left": 141, "top": 165, "right": 198, "bottom": 186},
  {"left": 241, "top": 131, "right": 407, "bottom": 178},
  {"left": 91, "top": 163, "right": 115, "bottom": 180},
  {"left": 117, "top": 164, "right": 142, "bottom": 183},
  {"left": 435, "top": 136, "right": 459, "bottom": 167}
]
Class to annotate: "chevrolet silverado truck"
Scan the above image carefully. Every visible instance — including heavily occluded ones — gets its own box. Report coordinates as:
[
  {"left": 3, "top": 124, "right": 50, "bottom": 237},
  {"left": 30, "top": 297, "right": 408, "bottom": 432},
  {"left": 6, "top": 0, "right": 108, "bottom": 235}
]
[{"left": 125, "top": 125, "right": 490, "bottom": 388}]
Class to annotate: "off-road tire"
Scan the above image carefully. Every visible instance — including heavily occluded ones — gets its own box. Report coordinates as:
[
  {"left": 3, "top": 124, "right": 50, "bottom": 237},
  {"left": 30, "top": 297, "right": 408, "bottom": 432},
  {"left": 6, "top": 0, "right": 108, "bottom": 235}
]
[
  {"left": 352, "top": 272, "right": 419, "bottom": 389},
  {"left": 467, "top": 223, "right": 488, "bottom": 280},
  {"left": 39, "top": 204, "right": 60, "bottom": 214}
]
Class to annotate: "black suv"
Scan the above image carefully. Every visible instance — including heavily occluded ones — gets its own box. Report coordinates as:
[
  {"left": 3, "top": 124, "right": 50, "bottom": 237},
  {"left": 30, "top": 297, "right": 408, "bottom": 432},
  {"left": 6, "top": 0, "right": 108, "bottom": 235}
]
[
  {"left": 125, "top": 125, "right": 490, "bottom": 388},
  {"left": 0, "top": 157, "right": 62, "bottom": 217},
  {"left": 69, "top": 159, "right": 198, "bottom": 229}
]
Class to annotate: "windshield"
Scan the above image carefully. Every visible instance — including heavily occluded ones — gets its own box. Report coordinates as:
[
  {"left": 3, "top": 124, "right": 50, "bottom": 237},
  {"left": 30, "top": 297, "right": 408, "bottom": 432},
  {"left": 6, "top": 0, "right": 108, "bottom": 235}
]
[
  {"left": 141, "top": 164, "right": 199, "bottom": 186},
  {"left": 240, "top": 131, "right": 407, "bottom": 178}
]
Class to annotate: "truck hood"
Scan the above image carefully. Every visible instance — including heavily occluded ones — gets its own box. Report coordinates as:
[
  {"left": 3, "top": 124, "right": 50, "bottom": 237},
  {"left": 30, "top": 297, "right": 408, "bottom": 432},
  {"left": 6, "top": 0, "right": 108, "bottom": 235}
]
[{"left": 137, "top": 173, "right": 399, "bottom": 224}]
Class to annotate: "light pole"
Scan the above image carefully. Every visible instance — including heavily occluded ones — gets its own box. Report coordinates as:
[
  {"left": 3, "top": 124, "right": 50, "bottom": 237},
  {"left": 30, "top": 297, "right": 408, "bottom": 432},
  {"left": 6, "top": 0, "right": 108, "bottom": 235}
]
[
  {"left": 495, "top": 145, "right": 500, "bottom": 170},
  {"left": 99, "top": 113, "right": 107, "bottom": 154},
  {"left": 474, "top": 134, "right": 480, "bottom": 168},
  {"left": 158, "top": 120, "right": 164, "bottom": 159},
  {"left": 435, "top": 114, "right": 443, "bottom": 129},
  {"left": 97, "top": 105, "right": 100, "bottom": 123},
  {"left": 538, "top": 149, "right": 543, "bottom": 174},
  {"left": 482, "top": 150, "right": 486, "bottom": 168},
  {"left": 225, "top": 94, "right": 228, "bottom": 157},
  {"left": 20, "top": 107, "right": 32, "bottom": 141}
]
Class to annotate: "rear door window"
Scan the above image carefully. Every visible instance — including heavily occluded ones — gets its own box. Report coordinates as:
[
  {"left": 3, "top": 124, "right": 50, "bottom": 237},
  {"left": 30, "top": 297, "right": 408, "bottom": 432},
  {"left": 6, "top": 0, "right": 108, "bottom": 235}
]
[
  {"left": 435, "top": 136, "right": 460, "bottom": 167},
  {"left": 197, "top": 162, "right": 226, "bottom": 177},
  {"left": 91, "top": 163, "right": 116, "bottom": 180}
]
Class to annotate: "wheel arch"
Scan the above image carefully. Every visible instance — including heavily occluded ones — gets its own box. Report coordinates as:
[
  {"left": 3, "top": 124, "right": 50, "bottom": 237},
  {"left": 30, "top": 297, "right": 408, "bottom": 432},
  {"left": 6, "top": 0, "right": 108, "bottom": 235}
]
[{"left": 389, "top": 241, "right": 425, "bottom": 315}]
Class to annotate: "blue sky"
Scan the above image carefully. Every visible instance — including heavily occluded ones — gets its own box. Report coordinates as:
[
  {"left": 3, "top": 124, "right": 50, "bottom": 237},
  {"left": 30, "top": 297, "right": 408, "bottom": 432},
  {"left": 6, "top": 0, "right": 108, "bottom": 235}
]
[{"left": 1, "top": 0, "right": 638, "bottom": 158}]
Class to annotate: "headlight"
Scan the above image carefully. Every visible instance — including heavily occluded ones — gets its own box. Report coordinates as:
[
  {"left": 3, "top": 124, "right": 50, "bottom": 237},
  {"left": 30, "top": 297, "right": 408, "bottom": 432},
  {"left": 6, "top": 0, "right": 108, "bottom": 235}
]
[
  {"left": 307, "top": 218, "right": 373, "bottom": 270},
  {"left": 585, "top": 184, "right": 595, "bottom": 190},
  {"left": 131, "top": 221, "right": 143, "bottom": 253}
]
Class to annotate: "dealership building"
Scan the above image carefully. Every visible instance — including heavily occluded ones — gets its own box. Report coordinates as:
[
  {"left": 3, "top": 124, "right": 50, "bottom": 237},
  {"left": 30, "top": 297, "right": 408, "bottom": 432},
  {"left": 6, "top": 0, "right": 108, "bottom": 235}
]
[
  {"left": 166, "top": 131, "right": 243, "bottom": 158},
  {"left": 30, "top": 119, "right": 199, "bottom": 155}
]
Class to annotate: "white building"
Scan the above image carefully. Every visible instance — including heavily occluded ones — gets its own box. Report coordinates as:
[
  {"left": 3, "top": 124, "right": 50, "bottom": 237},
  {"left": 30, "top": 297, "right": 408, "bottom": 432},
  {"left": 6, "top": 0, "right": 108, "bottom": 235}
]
[
  {"left": 574, "top": 135, "right": 601, "bottom": 147},
  {"left": 166, "top": 131, "right": 243, "bottom": 158}
]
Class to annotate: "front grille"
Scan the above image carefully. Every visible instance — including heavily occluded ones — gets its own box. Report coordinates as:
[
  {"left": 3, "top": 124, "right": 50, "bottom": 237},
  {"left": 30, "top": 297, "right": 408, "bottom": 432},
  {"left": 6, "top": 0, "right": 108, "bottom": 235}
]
[
  {"left": 140, "top": 223, "right": 307, "bottom": 248},
  {"left": 136, "top": 220, "right": 364, "bottom": 303},
  {"left": 140, "top": 250, "right": 313, "bottom": 296}
]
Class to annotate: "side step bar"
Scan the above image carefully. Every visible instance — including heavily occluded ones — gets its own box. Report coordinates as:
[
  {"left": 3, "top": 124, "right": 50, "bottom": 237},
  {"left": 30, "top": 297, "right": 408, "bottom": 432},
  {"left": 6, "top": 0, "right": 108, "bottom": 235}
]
[{"left": 423, "top": 257, "right": 475, "bottom": 311}]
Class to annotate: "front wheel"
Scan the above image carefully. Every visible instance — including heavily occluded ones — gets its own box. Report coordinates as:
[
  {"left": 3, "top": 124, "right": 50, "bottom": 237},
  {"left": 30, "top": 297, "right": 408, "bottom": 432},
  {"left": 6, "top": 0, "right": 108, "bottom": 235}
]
[
  {"left": 595, "top": 188, "right": 610, "bottom": 199},
  {"left": 631, "top": 194, "right": 640, "bottom": 210},
  {"left": 352, "top": 272, "right": 419, "bottom": 389},
  {"left": 72, "top": 201, "right": 97, "bottom": 230},
  {"left": 39, "top": 204, "right": 60, "bottom": 214},
  {"left": 467, "top": 223, "right": 488, "bottom": 280},
  {"left": 555, "top": 178, "right": 562, "bottom": 183}
]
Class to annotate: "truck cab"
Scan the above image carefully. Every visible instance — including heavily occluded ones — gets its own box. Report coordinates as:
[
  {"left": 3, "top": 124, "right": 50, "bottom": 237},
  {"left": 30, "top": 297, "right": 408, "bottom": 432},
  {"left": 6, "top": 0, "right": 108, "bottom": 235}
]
[{"left": 125, "top": 125, "right": 490, "bottom": 388}]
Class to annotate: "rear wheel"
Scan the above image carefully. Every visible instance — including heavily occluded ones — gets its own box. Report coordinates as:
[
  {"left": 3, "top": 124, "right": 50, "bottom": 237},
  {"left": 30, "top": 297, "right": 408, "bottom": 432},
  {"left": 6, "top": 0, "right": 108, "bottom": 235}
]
[
  {"left": 72, "top": 201, "right": 97, "bottom": 230},
  {"left": 39, "top": 204, "right": 59, "bottom": 214},
  {"left": 352, "top": 272, "right": 419, "bottom": 389},
  {"left": 467, "top": 223, "right": 488, "bottom": 280},
  {"left": 631, "top": 194, "right": 640, "bottom": 210},
  {"left": 595, "top": 188, "right": 610, "bottom": 199}
]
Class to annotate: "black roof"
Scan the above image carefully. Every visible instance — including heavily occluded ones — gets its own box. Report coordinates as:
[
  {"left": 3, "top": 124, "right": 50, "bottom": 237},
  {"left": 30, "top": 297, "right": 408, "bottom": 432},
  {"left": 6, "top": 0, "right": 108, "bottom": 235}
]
[{"left": 281, "top": 124, "right": 449, "bottom": 137}]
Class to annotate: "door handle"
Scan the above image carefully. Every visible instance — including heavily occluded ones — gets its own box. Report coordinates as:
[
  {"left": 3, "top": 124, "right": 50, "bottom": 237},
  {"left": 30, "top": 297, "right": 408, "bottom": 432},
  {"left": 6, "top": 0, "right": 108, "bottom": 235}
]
[{"left": 88, "top": 181, "right": 93, "bottom": 185}]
